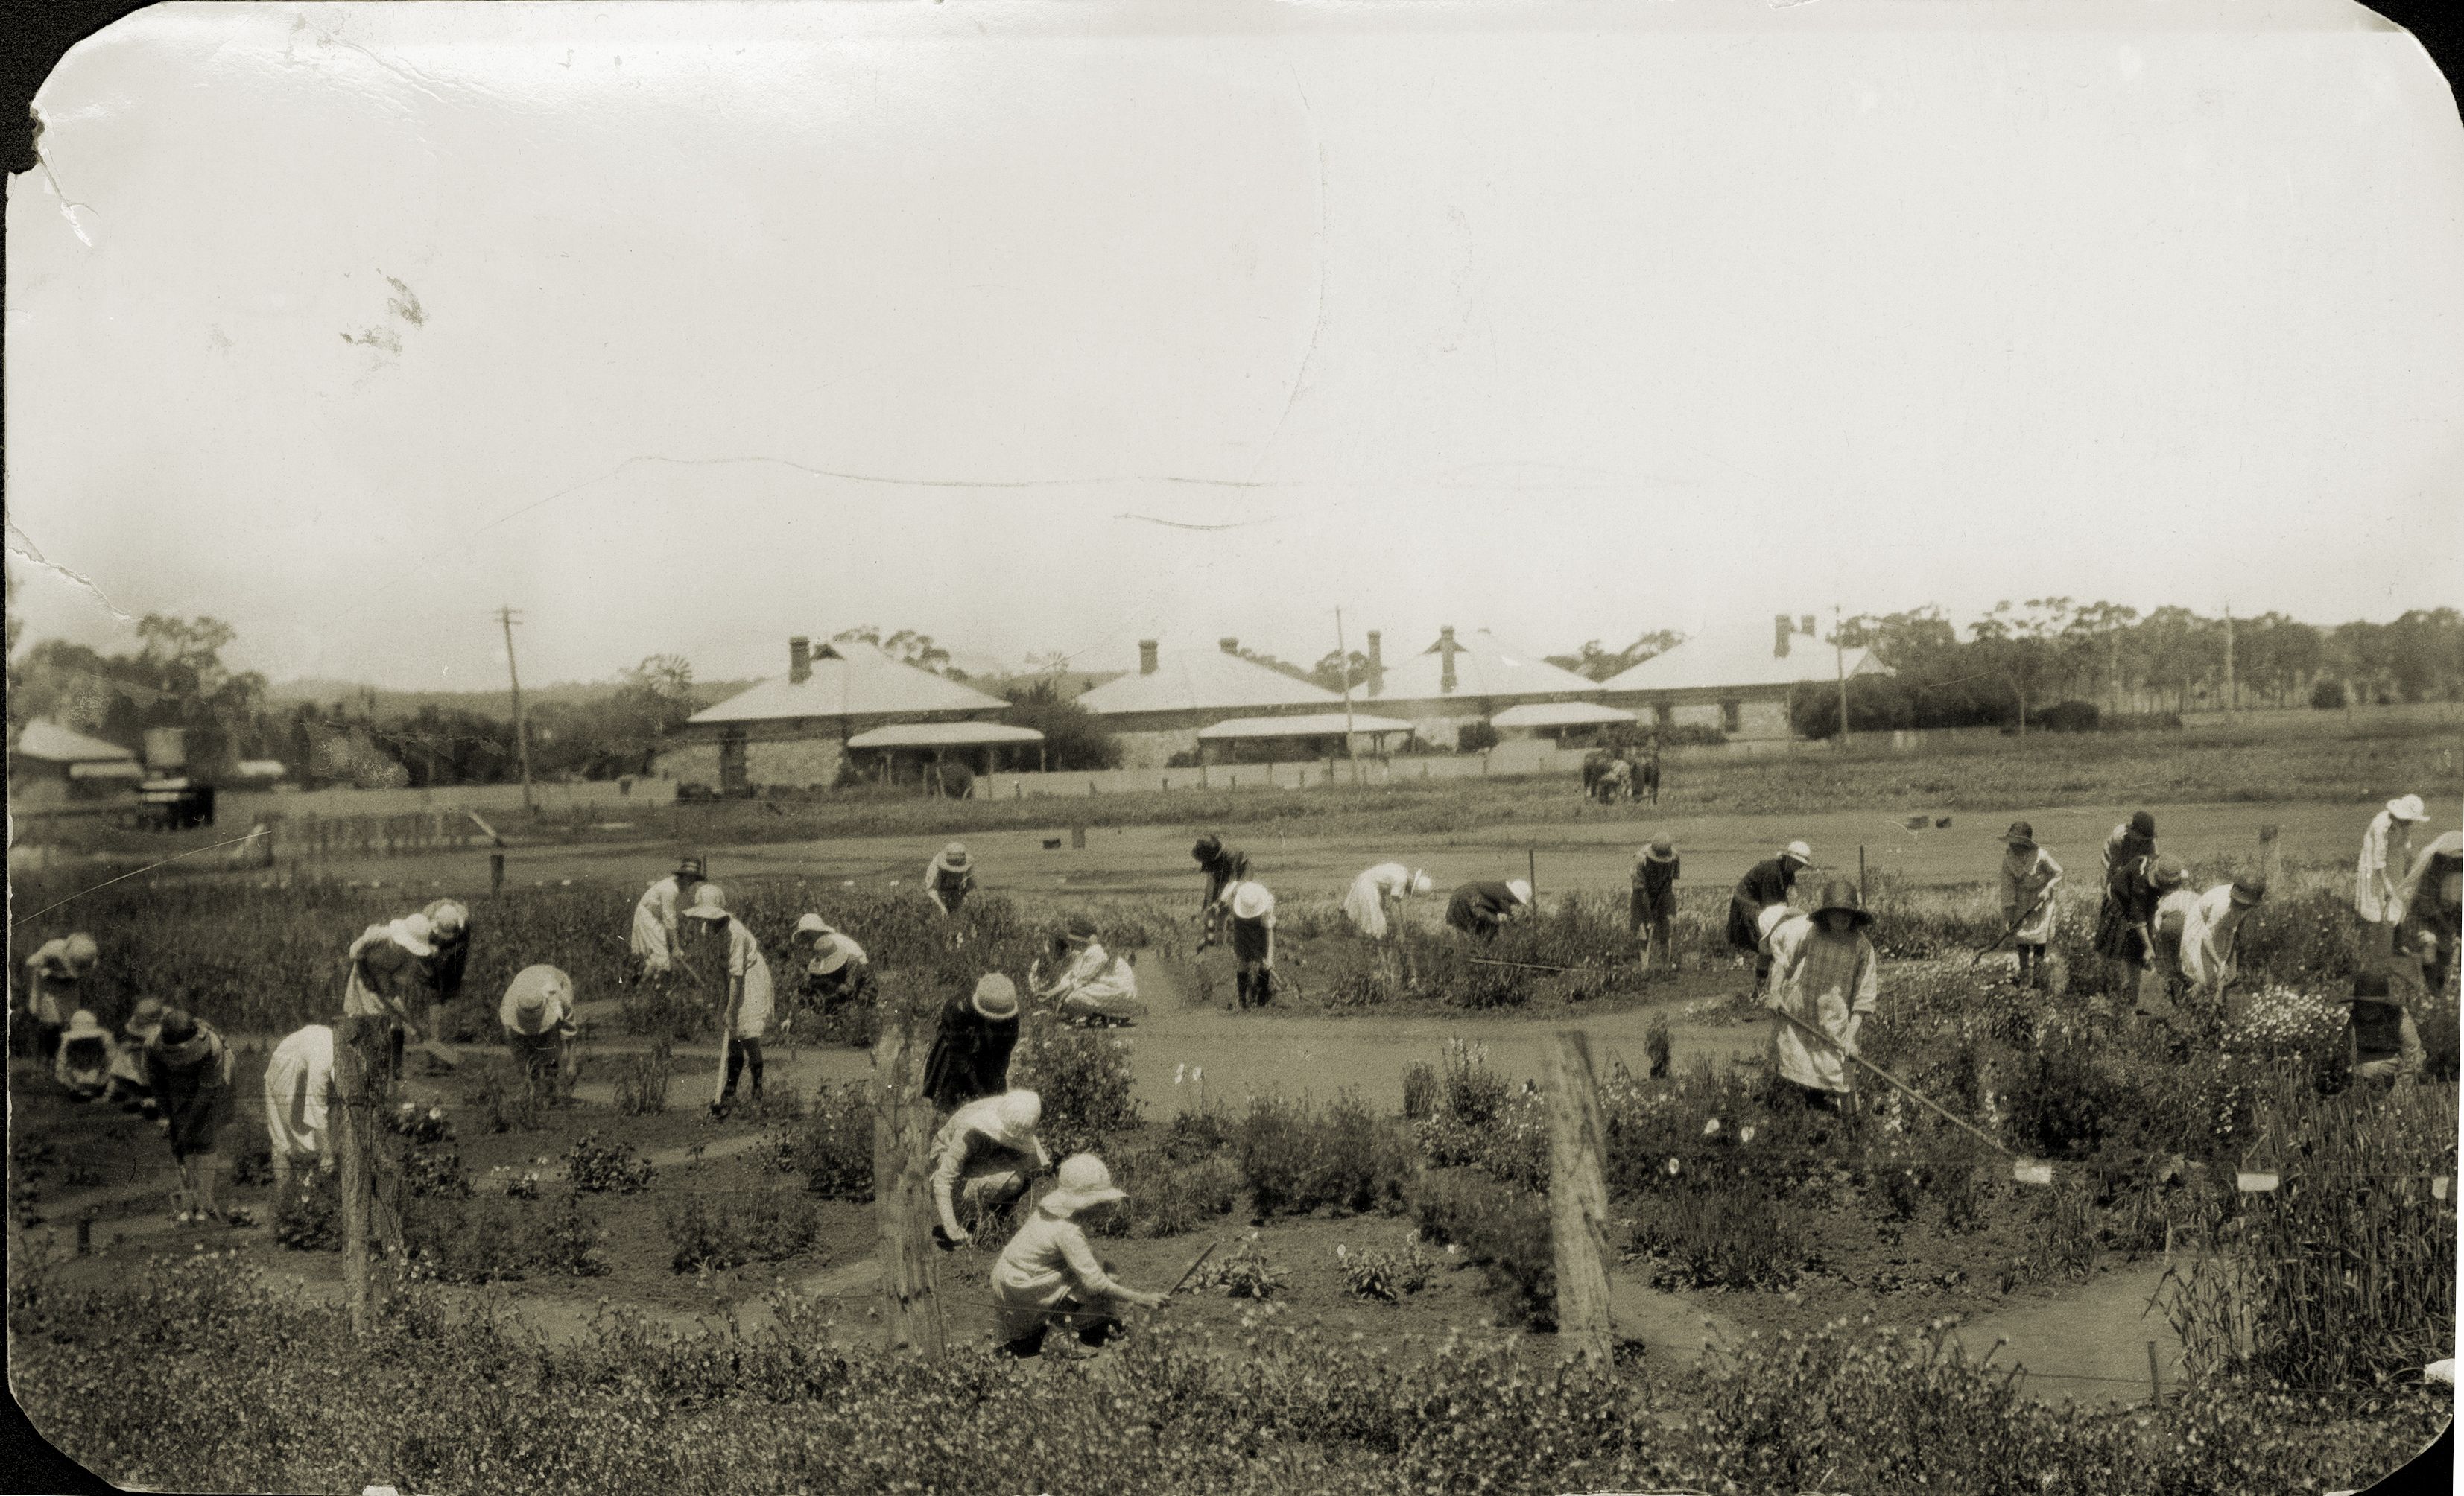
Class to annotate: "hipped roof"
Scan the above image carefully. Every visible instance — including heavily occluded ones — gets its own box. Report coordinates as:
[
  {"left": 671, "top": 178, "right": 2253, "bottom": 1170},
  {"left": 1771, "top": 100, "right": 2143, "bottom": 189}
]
[
  {"left": 1599, "top": 625, "right": 1891, "bottom": 694},
  {"left": 1197, "top": 711, "right": 1413, "bottom": 740},
  {"left": 687, "top": 640, "right": 1012, "bottom": 725},
  {"left": 1490, "top": 701, "right": 1638, "bottom": 729},
  {"left": 13, "top": 719, "right": 139, "bottom": 764},
  {"left": 1364, "top": 629, "right": 1600, "bottom": 705},
  {"left": 845, "top": 722, "right": 1045, "bottom": 749},
  {"left": 1076, "top": 647, "right": 1344, "bottom": 717}
]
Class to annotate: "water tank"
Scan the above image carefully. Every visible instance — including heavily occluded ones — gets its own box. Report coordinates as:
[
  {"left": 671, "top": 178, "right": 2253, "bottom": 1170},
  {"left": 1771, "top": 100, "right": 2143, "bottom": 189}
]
[{"left": 143, "top": 727, "right": 189, "bottom": 772}]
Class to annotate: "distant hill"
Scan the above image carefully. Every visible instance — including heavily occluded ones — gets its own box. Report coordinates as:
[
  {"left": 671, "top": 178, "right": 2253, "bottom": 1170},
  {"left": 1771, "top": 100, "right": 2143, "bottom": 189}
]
[{"left": 266, "top": 677, "right": 756, "bottom": 720}]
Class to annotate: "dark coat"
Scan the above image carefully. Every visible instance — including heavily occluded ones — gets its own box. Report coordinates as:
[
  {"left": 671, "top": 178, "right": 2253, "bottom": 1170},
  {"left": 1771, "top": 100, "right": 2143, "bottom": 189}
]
[
  {"left": 1199, "top": 848, "right": 1250, "bottom": 910},
  {"left": 1632, "top": 858, "right": 1679, "bottom": 925},
  {"left": 1727, "top": 858, "right": 1797, "bottom": 951},
  {"left": 922, "top": 993, "right": 1019, "bottom": 1110},
  {"left": 146, "top": 1024, "right": 232, "bottom": 1159},
  {"left": 2094, "top": 857, "right": 2164, "bottom": 963},
  {"left": 1445, "top": 881, "right": 1519, "bottom": 936}
]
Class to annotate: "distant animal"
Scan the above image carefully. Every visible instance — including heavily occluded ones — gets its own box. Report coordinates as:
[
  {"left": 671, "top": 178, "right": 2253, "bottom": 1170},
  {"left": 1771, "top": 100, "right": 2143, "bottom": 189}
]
[
  {"left": 1632, "top": 754, "right": 1662, "bottom": 806},
  {"left": 1581, "top": 749, "right": 1618, "bottom": 799}
]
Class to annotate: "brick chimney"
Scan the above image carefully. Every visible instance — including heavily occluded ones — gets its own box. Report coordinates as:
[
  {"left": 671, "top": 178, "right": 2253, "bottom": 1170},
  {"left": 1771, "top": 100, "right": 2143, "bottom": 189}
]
[
  {"left": 1365, "top": 630, "right": 1384, "bottom": 697},
  {"left": 1773, "top": 615, "right": 1792, "bottom": 659},
  {"left": 1138, "top": 640, "right": 1159, "bottom": 675},
  {"left": 1219, "top": 637, "right": 1239, "bottom": 655},
  {"left": 1439, "top": 625, "right": 1460, "bottom": 694},
  {"left": 790, "top": 636, "right": 812, "bottom": 684},
  {"left": 1801, "top": 614, "right": 1817, "bottom": 638}
]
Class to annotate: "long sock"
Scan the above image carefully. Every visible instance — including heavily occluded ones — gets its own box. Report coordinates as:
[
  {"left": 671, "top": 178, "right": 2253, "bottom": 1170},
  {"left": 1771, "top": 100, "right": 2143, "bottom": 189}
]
[
  {"left": 723, "top": 1044, "right": 744, "bottom": 1100},
  {"left": 742, "top": 1039, "right": 765, "bottom": 1098}
]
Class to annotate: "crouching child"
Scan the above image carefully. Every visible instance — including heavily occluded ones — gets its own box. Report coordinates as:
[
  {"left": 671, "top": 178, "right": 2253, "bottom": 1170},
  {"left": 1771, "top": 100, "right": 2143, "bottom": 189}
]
[
  {"left": 930, "top": 1089, "right": 1049, "bottom": 1248},
  {"left": 989, "top": 1154, "right": 1166, "bottom": 1357}
]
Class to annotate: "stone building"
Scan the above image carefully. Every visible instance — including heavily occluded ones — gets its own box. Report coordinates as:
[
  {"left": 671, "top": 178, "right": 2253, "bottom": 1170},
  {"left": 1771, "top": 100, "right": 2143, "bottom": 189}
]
[
  {"left": 1074, "top": 638, "right": 1354, "bottom": 769},
  {"left": 658, "top": 636, "right": 1027, "bottom": 794},
  {"left": 1355, "top": 626, "right": 1603, "bottom": 749},
  {"left": 1597, "top": 615, "right": 1892, "bottom": 741}
]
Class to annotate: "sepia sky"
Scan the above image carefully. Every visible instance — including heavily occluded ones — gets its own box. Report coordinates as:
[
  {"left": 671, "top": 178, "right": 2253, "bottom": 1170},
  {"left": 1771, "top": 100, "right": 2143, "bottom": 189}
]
[{"left": 8, "top": 0, "right": 2462, "bottom": 691}]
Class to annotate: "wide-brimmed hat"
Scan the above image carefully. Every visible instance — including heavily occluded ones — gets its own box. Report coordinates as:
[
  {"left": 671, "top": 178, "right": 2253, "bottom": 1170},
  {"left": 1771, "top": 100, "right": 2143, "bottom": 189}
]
[
  {"left": 1063, "top": 913, "right": 1100, "bottom": 944},
  {"left": 1041, "top": 1153, "right": 1127, "bottom": 1217},
  {"left": 1782, "top": 841, "right": 1814, "bottom": 864},
  {"left": 940, "top": 841, "right": 972, "bottom": 868},
  {"left": 2230, "top": 874, "right": 2269, "bottom": 907},
  {"left": 1811, "top": 879, "right": 1873, "bottom": 928},
  {"left": 1231, "top": 883, "right": 1275, "bottom": 922},
  {"left": 1644, "top": 840, "right": 1677, "bottom": 864},
  {"left": 1755, "top": 903, "right": 1798, "bottom": 942},
  {"left": 424, "top": 900, "right": 469, "bottom": 939},
  {"left": 2129, "top": 811, "right": 2157, "bottom": 838},
  {"left": 1505, "top": 879, "right": 1532, "bottom": 905},
  {"left": 61, "top": 933, "right": 99, "bottom": 972},
  {"left": 2004, "top": 821, "right": 2036, "bottom": 849},
  {"left": 2151, "top": 856, "right": 2188, "bottom": 890},
  {"left": 682, "top": 884, "right": 730, "bottom": 919},
  {"left": 989, "top": 1090, "right": 1042, "bottom": 1149},
  {"left": 1409, "top": 870, "right": 1434, "bottom": 896},
  {"left": 62, "top": 1010, "right": 109, "bottom": 1044},
  {"left": 793, "top": 912, "right": 837, "bottom": 940},
  {"left": 809, "top": 940, "right": 850, "bottom": 976},
  {"left": 124, "top": 998, "right": 166, "bottom": 1041},
  {"left": 2387, "top": 794, "right": 2427, "bottom": 823},
  {"left": 500, "top": 965, "right": 573, "bottom": 1036},
  {"left": 676, "top": 855, "right": 706, "bottom": 880},
  {"left": 972, "top": 974, "right": 1020, "bottom": 1021},
  {"left": 391, "top": 914, "right": 436, "bottom": 957},
  {"left": 1191, "top": 834, "right": 1223, "bottom": 862}
]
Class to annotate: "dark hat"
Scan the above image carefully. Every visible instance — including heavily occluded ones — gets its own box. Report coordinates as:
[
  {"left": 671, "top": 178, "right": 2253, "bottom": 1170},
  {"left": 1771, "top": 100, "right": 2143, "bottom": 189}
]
[
  {"left": 2230, "top": 873, "right": 2269, "bottom": 906},
  {"left": 677, "top": 855, "right": 706, "bottom": 880},
  {"left": 2004, "top": 820, "right": 2035, "bottom": 847},
  {"left": 2352, "top": 970, "right": 2392, "bottom": 1001},
  {"left": 1810, "top": 879, "right": 1872, "bottom": 928},
  {"left": 1065, "top": 913, "right": 1099, "bottom": 942},
  {"left": 2129, "top": 811, "right": 2156, "bottom": 837},
  {"left": 1191, "top": 834, "right": 1222, "bottom": 862},
  {"left": 155, "top": 1008, "right": 199, "bottom": 1046},
  {"left": 1644, "top": 840, "right": 1676, "bottom": 863}
]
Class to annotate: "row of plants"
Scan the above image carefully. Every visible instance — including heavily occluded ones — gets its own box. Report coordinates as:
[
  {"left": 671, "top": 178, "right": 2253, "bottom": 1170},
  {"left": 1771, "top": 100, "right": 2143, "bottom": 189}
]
[{"left": 10, "top": 1242, "right": 2443, "bottom": 1495}]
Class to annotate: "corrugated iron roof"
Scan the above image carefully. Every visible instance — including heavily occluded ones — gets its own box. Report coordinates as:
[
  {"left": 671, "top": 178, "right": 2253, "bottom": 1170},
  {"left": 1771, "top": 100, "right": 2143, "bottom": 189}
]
[
  {"left": 1363, "top": 629, "right": 1600, "bottom": 705},
  {"left": 1076, "top": 647, "right": 1344, "bottom": 717},
  {"left": 1599, "top": 625, "right": 1892, "bottom": 694},
  {"left": 13, "top": 719, "right": 139, "bottom": 764},
  {"left": 1196, "top": 711, "right": 1413, "bottom": 740},
  {"left": 686, "top": 640, "right": 1012, "bottom": 724}
]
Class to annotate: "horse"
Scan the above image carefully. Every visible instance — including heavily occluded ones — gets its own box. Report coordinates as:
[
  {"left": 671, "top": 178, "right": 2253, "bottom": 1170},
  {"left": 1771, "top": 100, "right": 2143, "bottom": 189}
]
[{"left": 1632, "top": 754, "right": 1662, "bottom": 806}]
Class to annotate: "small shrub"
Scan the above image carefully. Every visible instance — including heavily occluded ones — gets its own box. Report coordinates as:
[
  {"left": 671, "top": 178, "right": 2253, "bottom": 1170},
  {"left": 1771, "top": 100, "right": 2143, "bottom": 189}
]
[
  {"left": 1632, "top": 1185, "right": 1808, "bottom": 1291},
  {"left": 272, "top": 1170, "right": 340, "bottom": 1252},
  {"left": 1440, "top": 1038, "right": 1508, "bottom": 1126},
  {"left": 1194, "top": 1231, "right": 1287, "bottom": 1299},
  {"left": 383, "top": 1100, "right": 454, "bottom": 1147},
  {"left": 467, "top": 1064, "right": 540, "bottom": 1135},
  {"left": 770, "top": 1083, "right": 875, "bottom": 1201},
  {"left": 401, "top": 1149, "right": 472, "bottom": 1201},
  {"left": 228, "top": 1146, "right": 274, "bottom": 1188},
  {"left": 1159, "top": 1107, "right": 1230, "bottom": 1162},
  {"left": 563, "top": 1132, "right": 656, "bottom": 1195},
  {"left": 2310, "top": 678, "right": 2348, "bottom": 710},
  {"left": 1102, "top": 1145, "right": 1242, "bottom": 1239},
  {"left": 1010, "top": 1017, "right": 1143, "bottom": 1156},
  {"left": 401, "top": 1192, "right": 607, "bottom": 1284},
  {"left": 612, "top": 1040, "right": 673, "bottom": 1117},
  {"left": 661, "top": 1191, "right": 822, "bottom": 1274},
  {"left": 1235, "top": 1093, "right": 1413, "bottom": 1218},
  {"left": 618, "top": 980, "right": 706, "bottom": 1042},
  {"left": 1338, "top": 1240, "right": 1433, "bottom": 1302},
  {"left": 1410, "top": 1169, "right": 1555, "bottom": 1328},
  {"left": 1400, "top": 1062, "right": 1437, "bottom": 1120},
  {"left": 2023, "top": 1173, "right": 2099, "bottom": 1282},
  {"left": 1644, "top": 1015, "right": 1673, "bottom": 1080}
]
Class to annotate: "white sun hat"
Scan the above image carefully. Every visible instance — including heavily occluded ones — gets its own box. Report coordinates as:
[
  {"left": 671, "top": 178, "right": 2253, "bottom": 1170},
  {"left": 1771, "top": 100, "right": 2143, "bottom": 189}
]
[
  {"left": 682, "top": 883, "right": 730, "bottom": 919},
  {"left": 1782, "top": 841, "right": 1814, "bottom": 863},
  {"left": 2387, "top": 794, "right": 2427, "bottom": 823},
  {"left": 1231, "top": 882, "right": 1276, "bottom": 921},
  {"left": 390, "top": 913, "right": 436, "bottom": 957},
  {"left": 1506, "top": 879, "right": 1532, "bottom": 904},
  {"left": 1756, "top": 902, "right": 1797, "bottom": 942},
  {"left": 992, "top": 1090, "right": 1043, "bottom": 1147},
  {"left": 1409, "top": 870, "right": 1434, "bottom": 896},
  {"left": 1041, "top": 1153, "right": 1127, "bottom": 1217}
]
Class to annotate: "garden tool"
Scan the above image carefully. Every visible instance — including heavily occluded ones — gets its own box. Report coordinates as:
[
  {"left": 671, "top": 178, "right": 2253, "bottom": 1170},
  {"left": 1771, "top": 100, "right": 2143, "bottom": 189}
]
[
  {"left": 1970, "top": 889, "right": 2053, "bottom": 969},
  {"left": 1135, "top": 1240, "right": 1221, "bottom": 1317},
  {"left": 711, "top": 983, "right": 739, "bottom": 1112},
  {"left": 1770, "top": 1008, "right": 2009, "bottom": 1159}
]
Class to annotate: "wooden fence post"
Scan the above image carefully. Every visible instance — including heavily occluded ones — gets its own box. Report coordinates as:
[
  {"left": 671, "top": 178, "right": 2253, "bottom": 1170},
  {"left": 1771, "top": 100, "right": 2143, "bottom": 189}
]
[
  {"left": 1545, "top": 1029, "right": 1615, "bottom": 1363},
  {"left": 334, "top": 1016, "right": 376, "bottom": 1340},
  {"left": 872, "top": 1015, "right": 946, "bottom": 1357},
  {"left": 2258, "top": 824, "right": 2281, "bottom": 890}
]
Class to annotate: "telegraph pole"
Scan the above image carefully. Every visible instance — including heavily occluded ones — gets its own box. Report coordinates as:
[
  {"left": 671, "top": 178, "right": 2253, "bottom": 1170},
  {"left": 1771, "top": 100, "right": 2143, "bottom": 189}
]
[
  {"left": 1334, "top": 606, "right": 1358, "bottom": 779},
  {"left": 1834, "top": 605, "right": 1851, "bottom": 749},
  {"left": 2222, "top": 604, "right": 2236, "bottom": 723},
  {"left": 498, "top": 605, "right": 536, "bottom": 812}
]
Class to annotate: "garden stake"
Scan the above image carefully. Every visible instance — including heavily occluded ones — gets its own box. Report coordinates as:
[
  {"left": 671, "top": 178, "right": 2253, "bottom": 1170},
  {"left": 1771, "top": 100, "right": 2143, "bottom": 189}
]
[{"left": 2146, "top": 1340, "right": 2163, "bottom": 1407}]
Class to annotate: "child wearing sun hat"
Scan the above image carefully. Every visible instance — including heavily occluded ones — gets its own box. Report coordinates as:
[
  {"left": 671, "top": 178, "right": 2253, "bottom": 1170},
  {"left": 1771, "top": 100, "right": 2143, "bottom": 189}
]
[
  {"left": 989, "top": 1153, "right": 1167, "bottom": 1356},
  {"left": 1632, "top": 841, "right": 1681, "bottom": 980}
]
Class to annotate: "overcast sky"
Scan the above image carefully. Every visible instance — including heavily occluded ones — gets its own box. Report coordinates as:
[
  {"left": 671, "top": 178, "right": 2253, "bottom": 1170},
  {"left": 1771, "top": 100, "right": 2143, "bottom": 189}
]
[{"left": 8, "top": 0, "right": 2461, "bottom": 691}]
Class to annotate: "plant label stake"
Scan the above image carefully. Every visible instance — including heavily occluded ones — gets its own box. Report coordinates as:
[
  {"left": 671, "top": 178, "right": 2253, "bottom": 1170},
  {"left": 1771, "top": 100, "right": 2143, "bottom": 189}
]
[
  {"left": 2012, "top": 1159, "right": 2054, "bottom": 1187},
  {"left": 2236, "top": 1170, "right": 2280, "bottom": 1194}
]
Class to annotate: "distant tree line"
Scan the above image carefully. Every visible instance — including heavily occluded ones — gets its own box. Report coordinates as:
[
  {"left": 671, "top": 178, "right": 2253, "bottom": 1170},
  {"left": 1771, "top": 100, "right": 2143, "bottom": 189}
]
[{"left": 1790, "top": 600, "right": 2464, "bottom": 738}]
